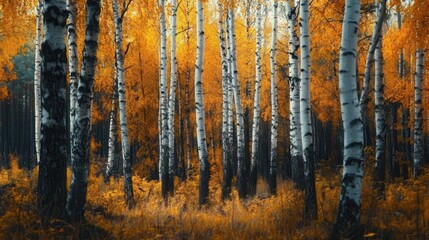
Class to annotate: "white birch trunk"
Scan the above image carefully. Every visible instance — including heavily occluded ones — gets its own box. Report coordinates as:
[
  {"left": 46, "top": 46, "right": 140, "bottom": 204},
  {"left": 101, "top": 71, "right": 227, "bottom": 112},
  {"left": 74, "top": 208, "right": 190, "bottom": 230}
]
[
  {"left": 249, "top": 1, "right": 263, "bottom": 197},
  {"left": 269, "top": 0, "right": 278, "bottom": 195},
  {"left": 299, "top": 0, "right": 317, "bottom": 220},
  {"left": 113, "top": 0, "right": 134, "bottom": 208},
  {"left": 218, "top": 2, "right": 233, "bottom": 200},
  {"left": 34, "top": 2, "right": 42, "bottom": 165},
  {"left": 167, "top": 0, "right": 178, "bottom": 194},
  {"left": 38, "top": 0, "right": 68, "bottom": 221},
  {"left": 334, "top": 0, "right": 364, "bottom": 235},
  {"left": 286, "top": 0, "right": 304, "bottom": 190},
  {"left": 413, "top": 50, "right": 424, "bottom": 178},
  {"left": 195, "top": 0, "right": 210, "bottom": 205},
  {"left": 374, "top": 2, "right": 386, "bottom": 186},
  {"left": 159, "top": 0, "right": 169, "bottom": 199},
  {"left": 359, "top": 0, "right": 387, "bottom": 115},
  {"left": 66, "top": 0, "right": 79, "bottom": 160},
  {"left": 106, "top": 74, "right": 118, "bottom": 181},
  {"left": 227, "top": 7, "right": 247, "bottom": 199},
  {"left": 67, "top": 0, "right": 101, "bottom": 221}
]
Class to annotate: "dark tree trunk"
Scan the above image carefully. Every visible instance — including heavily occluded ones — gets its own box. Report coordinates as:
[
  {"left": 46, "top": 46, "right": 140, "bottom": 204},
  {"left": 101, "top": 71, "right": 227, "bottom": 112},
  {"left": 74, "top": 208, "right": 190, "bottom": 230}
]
[{"left": 37, "top": 0, "right": 68, "bottom": 222}]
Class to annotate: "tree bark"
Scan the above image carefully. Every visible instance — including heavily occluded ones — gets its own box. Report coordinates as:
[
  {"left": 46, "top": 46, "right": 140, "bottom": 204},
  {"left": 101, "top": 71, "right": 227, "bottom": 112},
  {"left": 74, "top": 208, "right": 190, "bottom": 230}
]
[
  {"left": 113, "top": 0, "right": 134, "bottom": 208},
  {"left": 34, "top": 1, "right": 42, "bottom": 165},
  {"left": 249, "top": 1, "right": 263, "bottom": 197},
  {"left": 167, "top": 0, "right": 178, "bottom": 195},
  {"left": 269, "top": 0, "right": 279, "bottom": 196},
  {"left": 333, "top": 0, "right": 365, "bottom": 238},
  {"left": 373, "top": 18, "right": 386, "bottom": 194},
  {"left": 105, "top": 75, "right": 118, "bottom": 182},
  {"left": 159, "top": 0, "right": 169, "bottom": 200},
  {"left": 67, "top": 0, "right": 101, "bottom": 222},
  {"left": 66, "top": 0, "right": 79, "bottom": 162},
  {"left": 299, "top": 0, "right": 317, "bottom": 221},
  {"left": 227, "top": 7, "right": 247, "bottom": 199},
  {"left": 218, "top": 2, "right": 233, "bottom": 201},
  {"left": 195, "top": 0, "right": 210, "bottom": 205},
  {"left": 37, "top": 0, "right": 68, "bottom": 222},
  {"left": 413, "top": 50, "right": 424, "bottom": 178}
]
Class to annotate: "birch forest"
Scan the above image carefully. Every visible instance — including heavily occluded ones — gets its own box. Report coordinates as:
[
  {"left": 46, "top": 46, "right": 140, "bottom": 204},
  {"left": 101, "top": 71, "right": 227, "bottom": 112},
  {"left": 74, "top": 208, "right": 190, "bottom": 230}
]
[{"left": 1, "top": 0, "right": 429, "bottom": 239}]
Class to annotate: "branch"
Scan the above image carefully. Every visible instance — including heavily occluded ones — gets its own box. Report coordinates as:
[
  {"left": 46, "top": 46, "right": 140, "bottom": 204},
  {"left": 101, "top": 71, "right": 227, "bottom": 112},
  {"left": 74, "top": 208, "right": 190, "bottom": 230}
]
[
  {"left": 121, "top": 0, "right": 133, "bottom": 19},
  {"left": 124, "top": 41, "right": 132, "bottom": 57}
]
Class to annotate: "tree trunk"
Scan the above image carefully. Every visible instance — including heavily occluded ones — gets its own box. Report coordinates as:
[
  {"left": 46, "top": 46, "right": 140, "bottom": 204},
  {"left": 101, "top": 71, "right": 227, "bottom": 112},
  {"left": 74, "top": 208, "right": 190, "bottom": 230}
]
[
  {"left": 105, "top": 75, "right": 118, "bottom": 182},
  {"left": 373, "top": 20, "right": 386, "bottom": 194},
  {"left": 413, "top": 50, "right": 424, "bottom": 178},
  {"left": 159, "top": 0, "right": 169, "bottom": 200},
  {"left": 67, "top": 0, "right": 101, "bottom": 222},
  {"left": 249, "top": 1, "right": 263, "bottom": 197},
  {"left": 37, "top": 0, "right": 68, "bottom": 222},
  {"left": 66, "top": 0, "right": 79, "bottom": 162},
  {"left": 167, "top": 0, "right": 178, "bottom": 195},
  {"left": 227, "top": 7, "right": 247, "bottom": 199},
  {"left": 195, "top": 0, "right": 210, "bottom": 205},
  {"left": 359, "top": 0, "right": 387, "bottom": 118},
  {"left": 218, "top": 2, "right": 232, "bottom": 201},
  {"left": 299, "top": 0, "right": 317, "bottom": 221},
  {"left": 34, "top": 2, "right": 42, "bottom": 165},
  {"left": 113, "top": 0, "right": 134, "bottom": 208},
  {"left": 285, "top": 0, "right": 304, "bottom": 191},
  {"left": 333, "top": 0, "right": 365, "bottom": 238},
  {"left": 269, "top": 0, "right": 278, "bottom": 196}
]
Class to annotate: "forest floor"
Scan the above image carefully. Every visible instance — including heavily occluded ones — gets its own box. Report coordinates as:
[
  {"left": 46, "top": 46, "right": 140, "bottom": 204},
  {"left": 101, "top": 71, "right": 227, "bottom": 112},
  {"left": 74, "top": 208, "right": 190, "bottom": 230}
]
[{"left": 0, "top": 154, "right": 429, "bottom": 239}]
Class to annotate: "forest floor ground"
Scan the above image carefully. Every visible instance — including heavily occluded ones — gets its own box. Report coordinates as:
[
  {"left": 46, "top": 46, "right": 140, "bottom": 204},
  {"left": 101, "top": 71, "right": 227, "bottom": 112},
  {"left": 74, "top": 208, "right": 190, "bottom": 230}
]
[{"left": 0, "top": 153, "right": 429, "bottom": 239}]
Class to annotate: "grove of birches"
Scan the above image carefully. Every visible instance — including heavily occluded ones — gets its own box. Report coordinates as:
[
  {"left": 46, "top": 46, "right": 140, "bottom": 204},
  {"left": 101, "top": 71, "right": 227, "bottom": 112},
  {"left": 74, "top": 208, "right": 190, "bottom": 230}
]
[{"left": 0, "top": 0, "right": 428, "bottom": 239}]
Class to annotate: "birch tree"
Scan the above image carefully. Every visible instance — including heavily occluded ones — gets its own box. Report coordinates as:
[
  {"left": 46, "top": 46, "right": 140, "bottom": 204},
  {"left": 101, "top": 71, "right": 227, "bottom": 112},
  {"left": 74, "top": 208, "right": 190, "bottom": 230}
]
[
  {"left": 299, "top": 0, "right": 317, "bottom": 220},
  {"left": 37, "top": 0, "right": 68, "bottom": 221},
  {"left": 67, "top": 0, "right": 79, "bottom": 161},
  {"left": 67, "top": 0, "right": 101, "bottom": 222},
  {"left": 159, "top": 0, "right": 169, "bottom": 200},
  {"left": 218, "top": 2, "right": 233, "bottom": 200},
  {"left": 413, "top": 50, "right": 424, "bottom": 178},
  {"left": 167, "top": 0, "right": 178, "bottom": 195},
  {"left": 227, "top": 4, "right": 247, "bottom": 199},
  {"left": 34, "top": 1, "right": 42, "bottom": 165},
  {"left": 359, "top": 0, "right": 387, "bottom": 117},
  {"left": 333, "top": 0, "right": 365, "bottom": 237},
  {"left": 105, "top": 73, "right": 118, "bottom": 182},
  {"left": 285, "top": 0, "right": 304, "bottom": 191},
  {"left": 113, "top": 0, "right": 134, "bottom": 208},
  {"left": 269, "top": 0, "right": 278, "bottom": 195},
  {"left": 373, "top": 1, "right": 386, "bottom": 193},
  {"left": 249, "top": 0, "right": 263, "bottom": 197},
  {"left": 195, "top": 0, "right": 210, "bottom": 205}
]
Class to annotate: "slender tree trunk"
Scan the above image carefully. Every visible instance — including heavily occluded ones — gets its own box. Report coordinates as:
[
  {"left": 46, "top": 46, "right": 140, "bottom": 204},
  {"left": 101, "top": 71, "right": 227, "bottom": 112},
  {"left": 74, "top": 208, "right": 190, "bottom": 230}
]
[
  {"left": 37, "top": 0, "right": 68, "bottom": 222},
  {"left": 218, "top": 2, "right": 233, "bottom": 201},
  {"left": 67, "top": 0, "right": 79, "bottom": 162},
  {"left": 227, "top": 6, "right": 247, "bottom": 199},
  {"left": 159, "top": 0, "right": 169, "bottom": 200},
  {"left": 185, "top": 69, "right": 192, "bottom": 178},
  {"left": 373, "top": 21, "right": 386, "bottom": 194},
  {"left": 333, "top": 0, "right": 365, "bottom": 237},
  {"left": 34, "top": 2, "right": 42, "bottom": 165},
  {"left": 113, "top": 0, "right": 134, "bottom": 208},
  {"left": 359, "top": 0, "right": 387, "bottom": 118},
  {"left": 167, "top": 0, "right": 178, "bottom": 195},
  {"left": 195, "top": 0, "right": 210, "bottom": 205},
  {"left": 299, "top": 0, "right": 317, "bottom": 221},
  {"left": 269, "top": 0, "right": 279, "bottom": 196},
  {"left": 105, "top": 76, "right": 118, "bottom": 182},
  {"left": 249, "top": 1, "right": 263, "bottom": 197},
  {"left": 286, "top": 0, "right": 304, "bottom": 191},
  {"left": 67, "top": 0, "right": 101, "bottom": 222},
  {"left": 413, "top": 50, "right": 424, "bottom": 179}
]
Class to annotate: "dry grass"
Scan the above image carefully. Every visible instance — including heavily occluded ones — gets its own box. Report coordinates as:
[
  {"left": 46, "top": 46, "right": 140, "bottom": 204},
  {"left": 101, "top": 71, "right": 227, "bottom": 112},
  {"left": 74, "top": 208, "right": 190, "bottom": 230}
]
[{"left": 0, "top": 154, "right": 428, "bottom": 239}]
